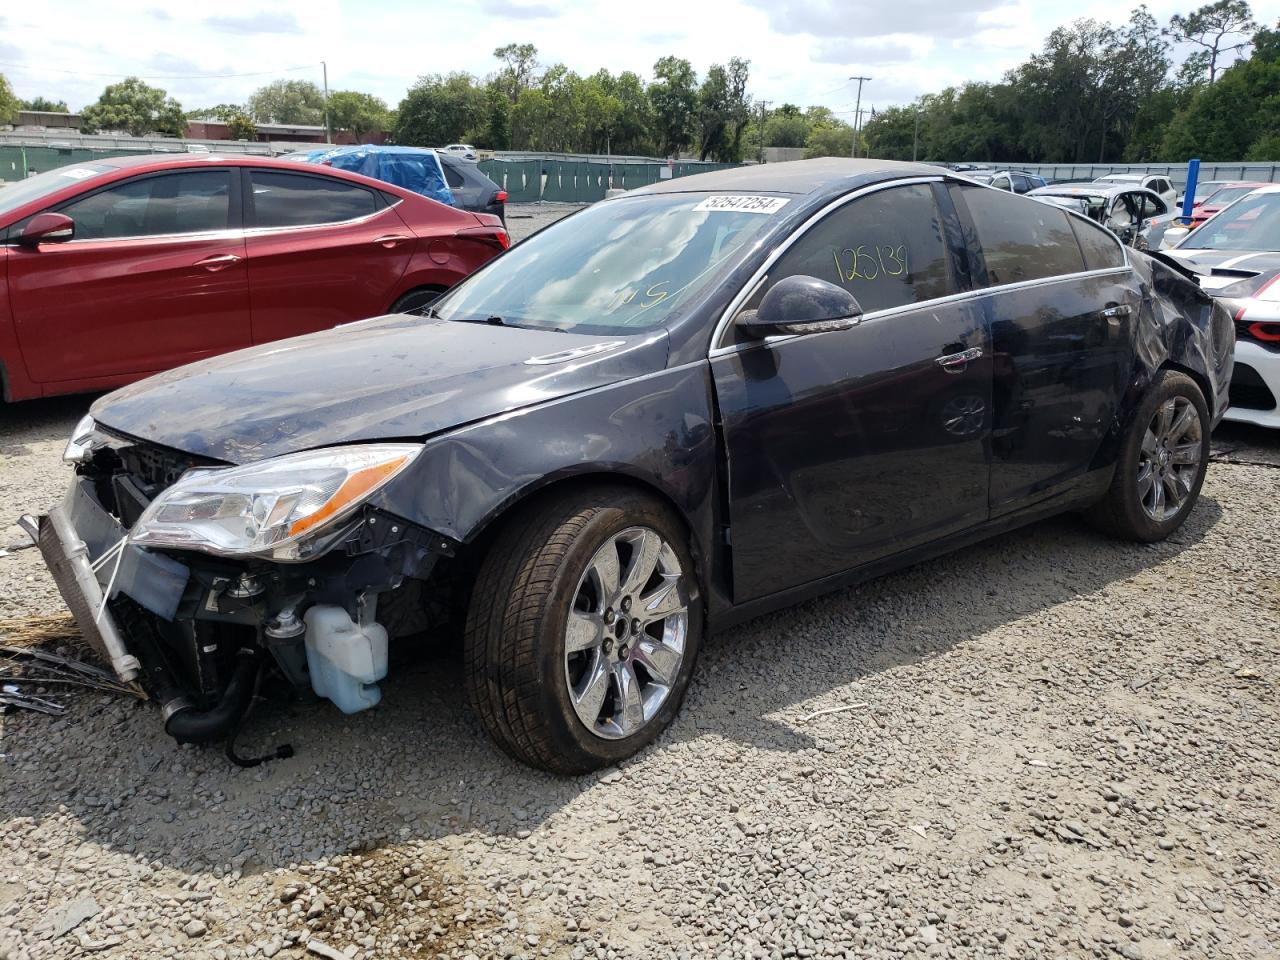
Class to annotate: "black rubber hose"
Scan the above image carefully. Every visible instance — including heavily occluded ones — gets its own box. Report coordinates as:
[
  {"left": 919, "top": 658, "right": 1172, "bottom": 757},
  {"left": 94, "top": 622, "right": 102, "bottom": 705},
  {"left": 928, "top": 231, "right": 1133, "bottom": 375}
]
[{"left": 164, "top": 649, "right": 258, "bottom": 745}]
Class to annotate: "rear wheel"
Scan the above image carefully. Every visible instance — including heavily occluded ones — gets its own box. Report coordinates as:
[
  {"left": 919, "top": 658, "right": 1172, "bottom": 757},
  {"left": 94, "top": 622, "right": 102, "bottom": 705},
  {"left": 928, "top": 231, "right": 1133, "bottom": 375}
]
[
  {"left": 390, "top": 287, "right": 444, "bottom": 316},
  {"left": 1085, "top": 370, "right": 1210, "bottom": 542},
  {"left": 464, "top": 487, "right": 701, "bottom": 773}
]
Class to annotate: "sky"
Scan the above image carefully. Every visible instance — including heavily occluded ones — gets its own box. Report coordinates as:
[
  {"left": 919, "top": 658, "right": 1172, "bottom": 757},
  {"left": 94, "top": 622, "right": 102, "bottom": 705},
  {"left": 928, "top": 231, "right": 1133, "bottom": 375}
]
[{"left": 2, "top": 0, "right": 1279, "bottom": 120}]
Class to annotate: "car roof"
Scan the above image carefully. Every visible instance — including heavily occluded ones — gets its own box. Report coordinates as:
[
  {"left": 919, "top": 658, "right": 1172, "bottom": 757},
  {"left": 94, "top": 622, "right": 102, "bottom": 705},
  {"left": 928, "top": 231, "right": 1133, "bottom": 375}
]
[
  {"left": 1096, "top": 173, "right": 1147, "bottom": 181},
  {"left": 635, "top": 157, "right": 946, "bottom": 199},
  {"left": 1033, "top": 182, "right": 1155, "bottom": 197}
]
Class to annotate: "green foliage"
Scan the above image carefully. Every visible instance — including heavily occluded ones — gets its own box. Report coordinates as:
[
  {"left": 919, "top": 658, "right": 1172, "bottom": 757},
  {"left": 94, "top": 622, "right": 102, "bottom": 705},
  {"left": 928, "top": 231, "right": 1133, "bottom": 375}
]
[
  {"left": 227, "top": 112, "right": 257, "bottom": 141},
  {"left": 1160, "top": 25, "right": 1280, "bottom": 159},
  {"left": 80, "top": 77, "right": 185, "bottom": 137},
  {"left": 20, "top": 96, "right": 70, "bottom": 113},
  {"left": 648, "top": 56, "right": 698, "bottom": 157},
  {"left": 1168, "top": 0, "right": 1257, "bottom": 82},
  {"left": 328, "top": 90, "right": 392, "bottom": 141},
  {"left": 395, "top": 73, "right": 487, "bottom": 147},
  {"left": 0, "top": 74, "right": 18, "bottom": 125},
  {"left": 247, "top": 79, "right": 325, "bottom": 125},
  {"left": 492, "top": 43, "right": 540, "bottom": 104},
  {"left": 805, "top": 120, "right": 856, "bottom": 158}
]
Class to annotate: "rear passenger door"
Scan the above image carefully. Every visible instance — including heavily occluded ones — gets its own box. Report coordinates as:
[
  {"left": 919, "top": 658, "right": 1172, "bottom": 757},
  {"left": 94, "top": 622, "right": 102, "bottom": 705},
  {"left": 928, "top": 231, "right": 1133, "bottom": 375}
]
[
  {"left": 243, "top": 168, "right": 413, "bottom": 344},
  {"left": 950, "top": 184, "right": 1143, "bottom": 515}
]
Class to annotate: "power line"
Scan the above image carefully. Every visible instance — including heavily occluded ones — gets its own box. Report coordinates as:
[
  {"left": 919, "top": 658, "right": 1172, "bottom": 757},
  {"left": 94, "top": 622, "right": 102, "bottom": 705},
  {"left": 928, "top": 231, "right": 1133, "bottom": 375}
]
[{"left": 0, "top": 60, "right": 319, "bottom": 81}]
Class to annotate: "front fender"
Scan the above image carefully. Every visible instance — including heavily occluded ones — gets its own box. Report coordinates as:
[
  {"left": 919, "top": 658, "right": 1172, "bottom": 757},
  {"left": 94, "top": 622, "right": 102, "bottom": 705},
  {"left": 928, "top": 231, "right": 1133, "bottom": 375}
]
[{"left": 367, "top": 361, "right": 721, "bottom": 584}]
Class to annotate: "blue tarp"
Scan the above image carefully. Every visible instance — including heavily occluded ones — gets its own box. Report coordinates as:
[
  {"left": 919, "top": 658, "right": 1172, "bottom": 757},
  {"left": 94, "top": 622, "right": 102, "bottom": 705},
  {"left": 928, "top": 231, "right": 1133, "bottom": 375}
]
[{"left": 304, "top": 145, "right": 454, "bottom": 206}]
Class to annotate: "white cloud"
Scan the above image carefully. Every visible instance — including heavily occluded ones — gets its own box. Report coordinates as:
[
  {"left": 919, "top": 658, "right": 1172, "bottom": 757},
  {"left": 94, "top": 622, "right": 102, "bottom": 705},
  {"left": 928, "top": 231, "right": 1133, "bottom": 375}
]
[{"left": 1, "top": 0, "right": 1277, "bottom": 115}]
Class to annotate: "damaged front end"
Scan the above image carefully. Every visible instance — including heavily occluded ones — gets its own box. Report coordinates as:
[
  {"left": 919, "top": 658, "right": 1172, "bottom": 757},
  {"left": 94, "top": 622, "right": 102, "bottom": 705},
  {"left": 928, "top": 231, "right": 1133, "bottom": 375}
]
[{"left": 26, "top": 420, "right": 459, "bottom": 760}]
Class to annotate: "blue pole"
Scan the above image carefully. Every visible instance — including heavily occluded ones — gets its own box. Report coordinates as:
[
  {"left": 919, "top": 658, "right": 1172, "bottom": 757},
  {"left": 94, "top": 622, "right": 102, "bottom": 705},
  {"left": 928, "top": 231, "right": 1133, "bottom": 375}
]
[{"left": 1180, "top": 158, "right": 1200, "bottom": 224}]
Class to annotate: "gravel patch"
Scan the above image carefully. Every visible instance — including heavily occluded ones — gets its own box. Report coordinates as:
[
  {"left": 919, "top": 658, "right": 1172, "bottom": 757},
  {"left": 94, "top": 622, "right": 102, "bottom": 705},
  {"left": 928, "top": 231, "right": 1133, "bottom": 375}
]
[{"left": 1, "top": 217, "right": 1276, "bottom": 957}]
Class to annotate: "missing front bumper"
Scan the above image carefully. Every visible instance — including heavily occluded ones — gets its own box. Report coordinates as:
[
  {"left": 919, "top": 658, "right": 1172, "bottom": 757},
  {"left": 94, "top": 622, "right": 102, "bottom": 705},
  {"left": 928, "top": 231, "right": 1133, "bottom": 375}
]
[{"left": 32, "top": 505, "right": 141, "bottom": 683}]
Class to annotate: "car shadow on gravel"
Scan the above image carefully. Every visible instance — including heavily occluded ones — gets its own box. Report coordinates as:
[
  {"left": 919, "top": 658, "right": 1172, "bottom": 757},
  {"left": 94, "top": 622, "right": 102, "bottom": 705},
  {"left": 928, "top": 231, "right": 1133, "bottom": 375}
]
[{"left": 0, "top": 495, "right": 1223, "bottom": 881}]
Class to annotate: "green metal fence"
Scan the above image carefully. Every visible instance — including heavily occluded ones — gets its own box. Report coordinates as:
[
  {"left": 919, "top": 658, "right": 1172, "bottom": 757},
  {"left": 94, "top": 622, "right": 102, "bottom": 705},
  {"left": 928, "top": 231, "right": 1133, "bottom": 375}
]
[{"left": 0, "top": 145, "right": 153, "bottom": 181}]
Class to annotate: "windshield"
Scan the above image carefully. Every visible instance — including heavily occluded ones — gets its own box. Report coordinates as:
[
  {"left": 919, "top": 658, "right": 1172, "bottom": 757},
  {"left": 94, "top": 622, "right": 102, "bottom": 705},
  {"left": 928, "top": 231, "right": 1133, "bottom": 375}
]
[
  {"left": 1180, "top": 191, "right": 1280, "bottom": 251},
  {"left": 1194, "top": 181, "right": 1227, "bottom": 202},
  {"left": 432, "top": 192, "right": 785, "bottom": 334},
  {"left": 1202, "top": 185, "right": 1259, "bottom": 208},
  {"left": 0, "top": 164, "right": 114, "bottom": 220}
]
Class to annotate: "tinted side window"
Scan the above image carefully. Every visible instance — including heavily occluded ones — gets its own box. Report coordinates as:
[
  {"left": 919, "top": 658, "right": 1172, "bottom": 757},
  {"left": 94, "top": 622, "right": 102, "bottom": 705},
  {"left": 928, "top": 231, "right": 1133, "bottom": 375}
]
[
  {"left": 249, "top": 171, "right": 378, "bottom": 227},
  {"left": 956, "top": 185, "right": 1085, "bottom": 285},
  {"left": 1069, "top": 215, "right": 1126, "bottom": 270},
  {"left": 59, "top": 170, "right": 232, "bottom": 240},
  {"left": 767, "top": 183, "right": 956, "bottom": 314},
  {"left": 441, "top": 163, "right": 466, "bottom": 189}
]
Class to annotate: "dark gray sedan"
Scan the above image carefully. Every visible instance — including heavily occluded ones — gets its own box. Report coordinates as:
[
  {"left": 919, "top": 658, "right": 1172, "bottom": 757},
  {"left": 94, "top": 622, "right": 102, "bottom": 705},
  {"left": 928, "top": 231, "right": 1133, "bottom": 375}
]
[{"left": 28, "top": 159, "right": 1232, "bottom": 773}]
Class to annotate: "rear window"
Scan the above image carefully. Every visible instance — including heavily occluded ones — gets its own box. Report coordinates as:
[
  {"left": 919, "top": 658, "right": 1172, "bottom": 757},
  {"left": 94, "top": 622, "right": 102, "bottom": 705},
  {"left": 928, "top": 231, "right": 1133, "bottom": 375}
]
[
  {"left": 249, "top": 170, "right": 378, "bottom": 227},
  {"left": 1069, "top": 216, "right": 1126, "bottom": 270},
  {"left": 954, "top": 185, "right": 1085, "bottom": 285}
]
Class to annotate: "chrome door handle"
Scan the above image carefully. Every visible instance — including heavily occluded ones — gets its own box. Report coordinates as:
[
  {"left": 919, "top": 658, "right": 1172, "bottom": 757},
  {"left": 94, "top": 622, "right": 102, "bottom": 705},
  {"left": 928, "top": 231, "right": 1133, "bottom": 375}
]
[
  {"left": 936, "top": 346, "right": 983, "bottom": 371},
  {"left": 194, "top": 253, "right": 242, "bottom": 272},
  {"left": 1100, "top": 304, "right": 1132, "bottom": 320},
  {"left": 373, "top": 234, "right": 411, "bottom": 248}
]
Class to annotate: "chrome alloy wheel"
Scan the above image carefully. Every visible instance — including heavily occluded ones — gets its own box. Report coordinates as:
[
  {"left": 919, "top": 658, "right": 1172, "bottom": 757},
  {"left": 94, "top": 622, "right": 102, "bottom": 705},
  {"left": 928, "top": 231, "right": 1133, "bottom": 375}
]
[
  {"left": 1138, "top": 396, "right": 1203, "bottom": 522},
  {"left": 564, "top": 526, "right": 689, "bottom": 740}
]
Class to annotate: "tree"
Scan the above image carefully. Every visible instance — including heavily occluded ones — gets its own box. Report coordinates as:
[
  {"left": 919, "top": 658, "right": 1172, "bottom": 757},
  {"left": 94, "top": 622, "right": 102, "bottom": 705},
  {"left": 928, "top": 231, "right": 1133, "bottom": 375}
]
[
  {"left": 648, "top": 56, "right": 697, "bottom": 157},
  {"left": 187, "top": 103, "right": 246, "bottom": 121},
  {"left": 0, "top": 73, "right": 19, "bottom": 125},
  {"left": 20, "top": 96, "right": 69, "bottom": 113},
  {"left": 328, "top": 91, "right": 392, "bottom": 141},
  {"left": 492, "top": 43, "right": 540, "bottom": 104},
  {"left": 395, "top": 73, "right": 487, "bottom": 146},
  {"left": 1168, "top": 0, "right": 1258, "bottom": 82},
  {"left": 247, "top": 79, "right": 325, "bottom": 124},
  {"left": 227, "top": 112, "right": 257, "bottom": 141},
  {"left": 805, "top": 119, "right": 856, "bottom": 158},
  {"left": 79, "top": 77, "right": 184, "bottom": 137}
]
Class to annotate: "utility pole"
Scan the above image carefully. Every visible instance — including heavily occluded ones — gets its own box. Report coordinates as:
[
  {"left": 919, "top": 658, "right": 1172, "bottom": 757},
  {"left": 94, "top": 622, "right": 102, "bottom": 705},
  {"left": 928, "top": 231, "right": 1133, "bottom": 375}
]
[
  {"left": 756, "top": 99, "right": 771, "bottom": 164},
  {"left": 848, "top": 75, "right": 870, "bottom": 158},
  {"left": 322, "top": 60, "right": 332, "bottom": 144}
]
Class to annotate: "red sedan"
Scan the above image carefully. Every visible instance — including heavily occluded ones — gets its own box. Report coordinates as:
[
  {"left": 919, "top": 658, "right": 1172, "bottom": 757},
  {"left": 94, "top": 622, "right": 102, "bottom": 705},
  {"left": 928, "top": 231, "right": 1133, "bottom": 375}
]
[{"left": 0, "top": 154, "right": 508, "bottom": 401}]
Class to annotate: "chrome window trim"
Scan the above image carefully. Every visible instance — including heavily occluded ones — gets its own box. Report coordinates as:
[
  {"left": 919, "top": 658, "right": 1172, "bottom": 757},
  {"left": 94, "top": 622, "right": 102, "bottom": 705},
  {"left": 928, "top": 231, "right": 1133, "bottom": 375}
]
[
  {"left": 709, "top": 266, "right": 1135, "bottom": 358},
  {"left": 707, "top": 176, "right": 944, "bottom": 355},
  {"left": 708, "top": 175, "right": 1134, "bottom": 359},
  {"left": 44, "top": 228, "right": 244, "bottom": 247}
]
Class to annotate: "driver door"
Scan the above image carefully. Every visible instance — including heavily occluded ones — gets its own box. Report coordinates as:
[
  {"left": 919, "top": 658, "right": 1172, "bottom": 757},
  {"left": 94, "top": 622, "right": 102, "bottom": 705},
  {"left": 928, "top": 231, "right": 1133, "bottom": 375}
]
[{"left": 710, "top": 182, "right": 993, "bottom": 602}]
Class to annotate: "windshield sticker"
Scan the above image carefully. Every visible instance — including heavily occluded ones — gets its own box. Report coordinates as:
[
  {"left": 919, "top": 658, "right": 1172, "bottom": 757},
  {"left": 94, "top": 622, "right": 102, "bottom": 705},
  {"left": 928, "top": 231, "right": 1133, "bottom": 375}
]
[
  {"left": 58, "top": 168, "right": 97, "bottom": 180},
  {"left": 693, "top": 195, "right": 789, "bottom": 215}
]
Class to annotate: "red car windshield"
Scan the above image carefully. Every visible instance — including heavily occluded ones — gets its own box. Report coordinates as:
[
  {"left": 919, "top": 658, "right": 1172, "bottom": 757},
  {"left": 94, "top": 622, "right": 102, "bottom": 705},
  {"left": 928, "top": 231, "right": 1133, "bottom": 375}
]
[{"left": 0, "top": 164, "right": 115, "bottom": 222}]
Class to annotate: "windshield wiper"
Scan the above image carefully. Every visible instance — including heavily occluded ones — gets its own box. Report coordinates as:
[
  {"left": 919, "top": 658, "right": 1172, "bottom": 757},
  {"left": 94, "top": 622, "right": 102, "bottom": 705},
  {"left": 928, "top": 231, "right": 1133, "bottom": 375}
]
[{"left": 484, "top": 315, "right": 506, "bottom": 326}]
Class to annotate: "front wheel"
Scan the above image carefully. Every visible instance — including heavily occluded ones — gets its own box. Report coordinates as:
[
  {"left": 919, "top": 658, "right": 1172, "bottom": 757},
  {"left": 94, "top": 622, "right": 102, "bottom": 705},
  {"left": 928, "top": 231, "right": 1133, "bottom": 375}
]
[
  {"left": 464, "top": 487, "right": 701, "bottom": 773},
  {"left": 1085, "top": 370, "right": 1210, "bottom": 542}
]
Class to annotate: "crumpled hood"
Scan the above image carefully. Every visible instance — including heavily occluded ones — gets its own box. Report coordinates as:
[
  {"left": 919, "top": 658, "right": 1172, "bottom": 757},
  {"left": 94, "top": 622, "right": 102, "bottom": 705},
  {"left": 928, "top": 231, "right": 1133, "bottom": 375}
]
[{"left": 92, "top": 314, "right": 668, "bottom": 463}]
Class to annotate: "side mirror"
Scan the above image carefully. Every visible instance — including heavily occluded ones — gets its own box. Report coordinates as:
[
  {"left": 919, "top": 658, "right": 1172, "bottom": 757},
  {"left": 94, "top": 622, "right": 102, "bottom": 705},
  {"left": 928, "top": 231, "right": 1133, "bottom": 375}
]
[
  {"left": 1160, "top": 225, "right": 1191, "bottom": 249},
  {"left": 19, "top": 212, "right": 75, "bottom": 246},
  {"left": 738, "top": 275, "right": 863, "bottom": 339}
]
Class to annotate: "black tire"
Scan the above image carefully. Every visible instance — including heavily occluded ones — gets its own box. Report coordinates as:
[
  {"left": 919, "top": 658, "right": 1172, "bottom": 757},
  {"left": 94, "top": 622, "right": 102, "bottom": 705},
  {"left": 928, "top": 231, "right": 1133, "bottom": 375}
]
[
  {"left": 1085, "top": 370, "right": 1210, "bottom": 542},
  {"left": 390, "top": 288, "right": 444, "bottom": 315},
  {"left": 463, "top": 486, "right": 702, "bottom": 774}
]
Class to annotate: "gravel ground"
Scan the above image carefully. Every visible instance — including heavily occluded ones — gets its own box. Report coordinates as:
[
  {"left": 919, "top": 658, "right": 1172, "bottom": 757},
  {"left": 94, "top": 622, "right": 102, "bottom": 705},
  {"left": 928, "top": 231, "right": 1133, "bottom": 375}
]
[{"left": 1, "top": 209, "right": 1278, "bottom": 958}]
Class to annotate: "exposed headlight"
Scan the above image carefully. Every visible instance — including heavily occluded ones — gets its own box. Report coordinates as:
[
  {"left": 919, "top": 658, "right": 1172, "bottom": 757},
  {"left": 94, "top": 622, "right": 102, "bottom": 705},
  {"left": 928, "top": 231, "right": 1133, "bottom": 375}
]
[
  {"left": 63, "top": 415, "right": 103, "bottom": 463},
  {"left": 129, "top": 444, "right": 421, "bottom": 561}
]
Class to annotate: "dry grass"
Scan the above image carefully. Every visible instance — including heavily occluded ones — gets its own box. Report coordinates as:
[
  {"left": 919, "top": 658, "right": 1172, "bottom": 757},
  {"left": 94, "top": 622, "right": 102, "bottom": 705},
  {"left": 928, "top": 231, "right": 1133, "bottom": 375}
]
[{"left": 0, "top": 614, "right": 87, "bottom": 652}]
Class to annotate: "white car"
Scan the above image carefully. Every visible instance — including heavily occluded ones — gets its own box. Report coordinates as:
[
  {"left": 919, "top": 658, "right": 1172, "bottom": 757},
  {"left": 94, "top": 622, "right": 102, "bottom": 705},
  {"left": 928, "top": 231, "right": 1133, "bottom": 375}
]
[
  {"left": 1093, "top": 173, "right": 1177, "bottom": 208},
  {"left": 1161, "top": 184, "right": 1280, "bottom": 429},
  {"left": 442, "top": 143, "right": 478, "bottom": 160}
]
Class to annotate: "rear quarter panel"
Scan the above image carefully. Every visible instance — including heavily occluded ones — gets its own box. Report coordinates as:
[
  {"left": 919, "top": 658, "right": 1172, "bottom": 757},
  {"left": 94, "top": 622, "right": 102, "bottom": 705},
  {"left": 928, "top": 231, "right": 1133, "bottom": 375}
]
[{"left": 388, "top": 199, "right": 501, "bottom": 306}]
